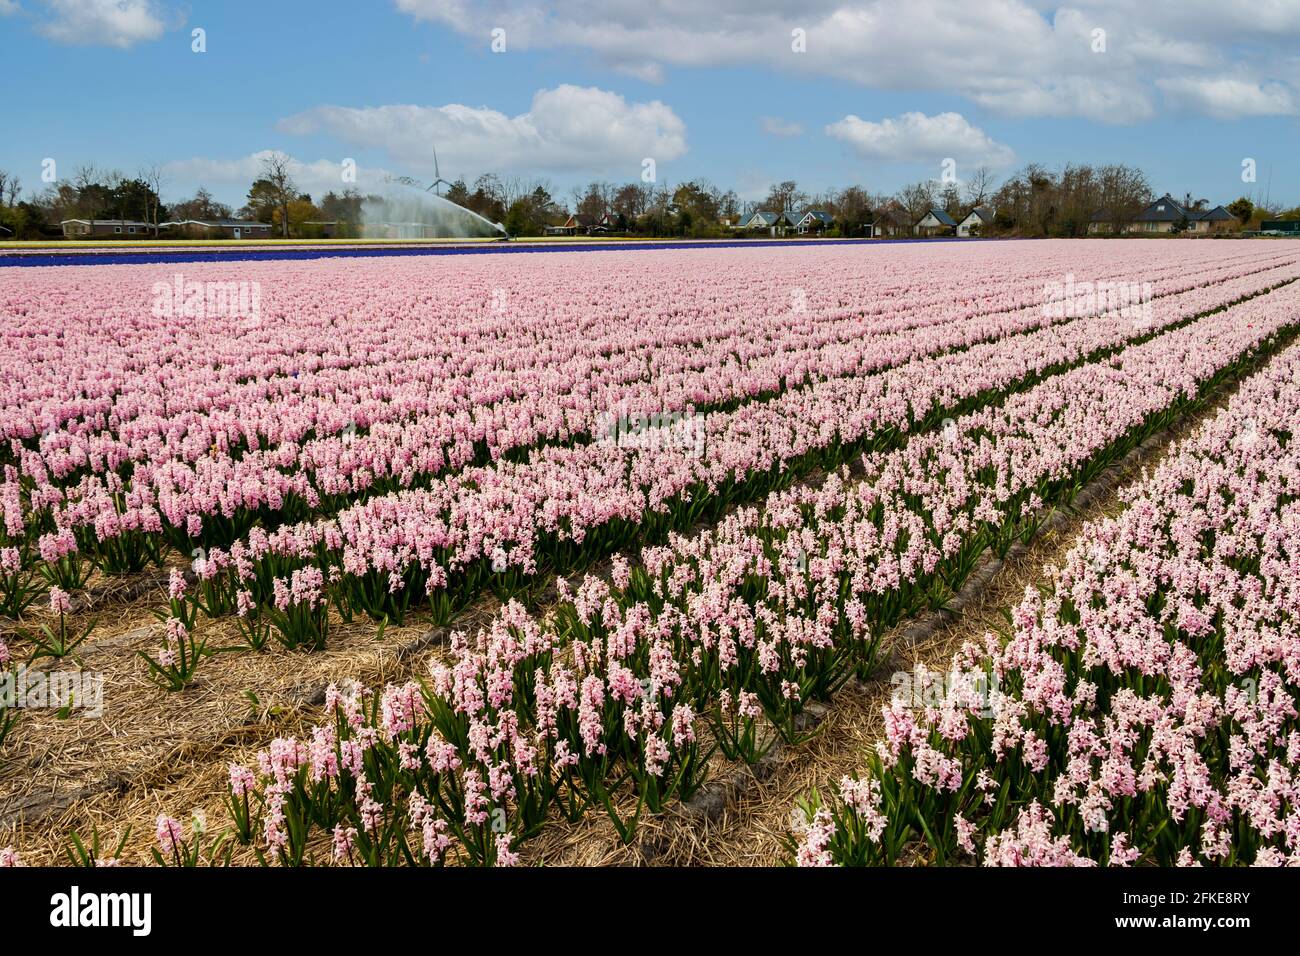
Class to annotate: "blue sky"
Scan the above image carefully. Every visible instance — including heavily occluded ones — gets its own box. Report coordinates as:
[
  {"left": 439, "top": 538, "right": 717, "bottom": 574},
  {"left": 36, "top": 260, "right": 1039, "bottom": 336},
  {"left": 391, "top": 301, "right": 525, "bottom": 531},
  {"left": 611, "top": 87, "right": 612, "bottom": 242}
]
[{"left": 2, "top": 0, "right": 1298, "bottom": 210}]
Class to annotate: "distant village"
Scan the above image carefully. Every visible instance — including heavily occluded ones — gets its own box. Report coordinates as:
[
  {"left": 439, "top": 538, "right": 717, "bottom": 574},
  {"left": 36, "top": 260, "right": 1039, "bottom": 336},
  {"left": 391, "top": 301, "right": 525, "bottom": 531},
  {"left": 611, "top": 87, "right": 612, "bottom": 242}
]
[{"left": 1, "top": 157, "right": 1298, "bottom": 241}]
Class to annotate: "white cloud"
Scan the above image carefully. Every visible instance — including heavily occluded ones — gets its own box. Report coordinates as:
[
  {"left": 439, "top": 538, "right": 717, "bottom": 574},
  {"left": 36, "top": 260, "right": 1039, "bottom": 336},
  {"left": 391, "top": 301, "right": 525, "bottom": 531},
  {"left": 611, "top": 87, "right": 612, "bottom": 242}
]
[
  {"left": 0, "top": 1, "right": 21, "bottom": 17},
  {"left": 393, "top": 0, "right": 1300, "bottom": 124},
  {"left": 760, "top": 116, "right": 804, "bottom": 137},
  {"left": 163, "top": 151, "right": 396, "bottom": 203},
  {"left": 278, "top": 84, "right": 688, "bottom": 177},
  {"left": 1156, "top": 75, "right": 1295, "bottom": 119},
  {"left": 35, "top": 0, "right": 166, "bottom": 48},
  {"left": 826, "top": 111, "right": 1015, "bottom": 167}
]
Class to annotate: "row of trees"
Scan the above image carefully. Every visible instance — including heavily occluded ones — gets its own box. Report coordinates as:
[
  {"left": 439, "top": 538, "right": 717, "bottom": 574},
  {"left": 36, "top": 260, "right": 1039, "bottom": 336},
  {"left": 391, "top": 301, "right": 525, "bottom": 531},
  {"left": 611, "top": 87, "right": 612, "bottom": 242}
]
[
  {"left": 0, "top": 164, "right": 168, "bottom": 238},
  {"left": 2, "top": 154, "right": 1297, "bottom": 240}
]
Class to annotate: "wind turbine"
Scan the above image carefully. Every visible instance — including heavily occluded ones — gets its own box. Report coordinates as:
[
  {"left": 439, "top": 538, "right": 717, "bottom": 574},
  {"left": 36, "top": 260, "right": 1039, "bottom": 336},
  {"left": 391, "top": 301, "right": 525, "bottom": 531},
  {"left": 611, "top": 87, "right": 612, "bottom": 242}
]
[
  {"left": 382, "top": 142, "right": 453, "bottom": 195},
  {"left": 427, "top": 142, "right": 453, "bottom": 196}
]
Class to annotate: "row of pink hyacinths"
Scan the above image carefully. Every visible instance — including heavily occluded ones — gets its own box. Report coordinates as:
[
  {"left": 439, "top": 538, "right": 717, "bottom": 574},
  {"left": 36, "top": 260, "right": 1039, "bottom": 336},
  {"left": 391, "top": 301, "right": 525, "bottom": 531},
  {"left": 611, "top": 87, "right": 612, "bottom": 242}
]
[
  {"left": 4, "top": 242, "right": 1270, "bottom": 459},
  {"left": 188, "top": 276, "right": 1300, "bottom": 865},
  {"left": 791, "top": 338, "right": 1300, "bottom": 867},
  {"left": 203, "top": 262, "right": 1300, "bottom": 629},
  {"left": 4, "top": 246, "right": 1296, "bottom": 562}
]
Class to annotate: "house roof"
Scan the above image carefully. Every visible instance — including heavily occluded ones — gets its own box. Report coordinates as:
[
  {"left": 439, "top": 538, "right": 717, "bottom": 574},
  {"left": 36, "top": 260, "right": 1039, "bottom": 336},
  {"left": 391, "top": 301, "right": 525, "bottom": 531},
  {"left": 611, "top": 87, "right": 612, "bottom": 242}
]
[
  {"left": 920, "top": 208, "right": 957, "bottom": 226},
  {"left": 61, "top": 219, "right": 154, "bottom": 227},
  {"left": 963, "top": 207, "right": 995, "bottom": 223},
  {"left": 1089, "top": 208, "right": 1114, "bottom": 222},
  {"left": 161, "top": 219, "right": 269, "bottom": 228},
  {"left": 1195, "top": 205, "right": 1236, "bottom": 222},
  {"left": 1135, "top": 195, "right": 1189, "bottom": 222},
  {"left": 871, "top": 205, "right": 909, "bottom": 225},
  {"left": 798, "top": 209, "right": 834, "bottom": 225},
  {"left": 746, "top": 210, "right": 789, "bottom": 226}
]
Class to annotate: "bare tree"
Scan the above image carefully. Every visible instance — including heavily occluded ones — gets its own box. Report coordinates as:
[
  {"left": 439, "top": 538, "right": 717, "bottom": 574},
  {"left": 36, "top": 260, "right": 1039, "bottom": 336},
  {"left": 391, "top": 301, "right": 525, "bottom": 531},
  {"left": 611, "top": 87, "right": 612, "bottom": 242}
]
[
  {"left": 764, "top": 180, "right": 806, "bottom": 215},
  {"left": 963, "top": 166, "right": 997, "bottom": 209},
  {"left": 140, "top": 162, "right": 166, "bottom": 237},
  {"left": 259, "top": 152, "right": 298, "bottom": 238},
  {"left": 5, "top": 174, "right": 21, "bottom": 208},
  {"left": 897, "top": 180, "right": 938, "bottom": 223},
  {"left": 73, "top": 164, "right": 102, "bottom": 232}
]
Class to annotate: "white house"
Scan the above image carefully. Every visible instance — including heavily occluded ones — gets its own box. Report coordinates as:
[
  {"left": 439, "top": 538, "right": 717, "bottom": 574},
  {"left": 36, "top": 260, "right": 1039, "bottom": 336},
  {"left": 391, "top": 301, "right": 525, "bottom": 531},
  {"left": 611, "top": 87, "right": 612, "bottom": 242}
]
[
  {"left": 741, "top": 210, "right": 793, "bottom": 235},
  {"left": 795, "top": 210, "right": 834, "bottom": 234},
  {"left": 914, "top": 208, "right": 957, "bottom": 236},
  {"left": 957, "top": 207, "right": 995, "bottom": 237}
]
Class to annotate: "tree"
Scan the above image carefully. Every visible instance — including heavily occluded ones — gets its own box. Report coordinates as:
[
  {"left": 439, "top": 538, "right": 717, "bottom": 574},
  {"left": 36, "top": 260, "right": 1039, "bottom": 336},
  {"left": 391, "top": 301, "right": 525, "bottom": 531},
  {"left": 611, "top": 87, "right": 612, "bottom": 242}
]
[
  {"left": 139, "top": 163, "right": 165, "bottom": 236},
  {"left": 468, "top": 174, "right": 507, "bottom": 223},
  {"left": 831, "top": 185, "right": 872, "bottom": 236},
  {"left": 273, "top": 196, "right": 322, "bottom": 237},
  {"left": 897, "top": 180, "right": 937, "bottom": 223},
  {"left": 444, "top": 179, "right": 471, "bottom": 208},
  {"left": 963, "top": 166, "right": 997, "bottom": 209},
  {"left": 171, "top": 186, "right": 232, "bottom": 222},
  {"left": 241, "top": 179, "right": 282, "bottom": 223},
  {"left": 72, "top": 164, "right": 104, "bottom": 231},
  {"left": 571, "top": 181, "right": 611, "bottom": 223},
  {"left": 939, "top": 182, "right": 963, "bottom": 220},
  {"left": 258, "top": 152, "right": 298, "bottom": 238},
  {"left": 764, "top": 180, "right": 805, "bottom": 215},
  {"left": 611, "top": 183, "right": 651, "bottom": 223},
  {"left": 319, "top": 188, "right": 364, "bottom": 236},
  {"left": 671, "top": 181, "right": 721, "bottom": 236},
  {"left": 0, "top": 201, "right": 47, "bottom": 239},
  {"left": 1226, "top": 196, "right": 1254, "bottom": 224}
]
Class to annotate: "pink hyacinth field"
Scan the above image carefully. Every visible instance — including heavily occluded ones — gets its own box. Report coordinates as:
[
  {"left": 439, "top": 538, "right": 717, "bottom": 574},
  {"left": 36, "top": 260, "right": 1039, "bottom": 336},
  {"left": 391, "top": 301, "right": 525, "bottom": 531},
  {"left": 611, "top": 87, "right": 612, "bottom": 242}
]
[{"left": 3, "top": 238, "right": 1300, "bottom": 870}]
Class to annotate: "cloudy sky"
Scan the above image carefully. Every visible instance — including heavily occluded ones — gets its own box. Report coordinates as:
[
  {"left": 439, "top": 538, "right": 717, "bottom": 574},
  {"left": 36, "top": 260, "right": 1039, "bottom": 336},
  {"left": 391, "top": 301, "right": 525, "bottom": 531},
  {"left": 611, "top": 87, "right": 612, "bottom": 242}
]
[{"left": 2, "top": 0, "right": 1298, "bottom": 208}]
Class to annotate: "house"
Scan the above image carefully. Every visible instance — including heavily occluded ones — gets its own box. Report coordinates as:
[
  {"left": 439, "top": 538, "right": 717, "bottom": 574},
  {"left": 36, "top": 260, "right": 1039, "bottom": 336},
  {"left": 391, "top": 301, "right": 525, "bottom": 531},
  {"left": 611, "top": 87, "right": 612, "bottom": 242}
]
[
  {"left": 61, "top": 219, "right": 156, "bottom": 238},
  {"left": 1131, "top": 195, "right": 1192, "bottom": 233},
  {"left": 957, "top": 207, "right": 995, "bottom": 237},
  {"left": 1091, "top": 197, "right": 1239, "bottom": 235},
  {"left": 914, "top": 208, "right": 957, "bottom": 236},
  {"left": 1088, "top": 208, "right": 1120, "bottom": 235},
  {"left": 795, "top": 210, "right": 834, "bottom": 234},
  {"left": 1186, "top": 206, "right": 1238, "bottom": 234},
  {"left": 161, "top": 219, "right": 274, "bottom": 239},
  {"left": 740, "top": 210, "right": 793, "bottom": 235},
  {"left": 549, "top": 213, "right": 614, "bottom": 236},
  {"left": 868, "top": 205, "right": 910, "bottom": 238}
]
